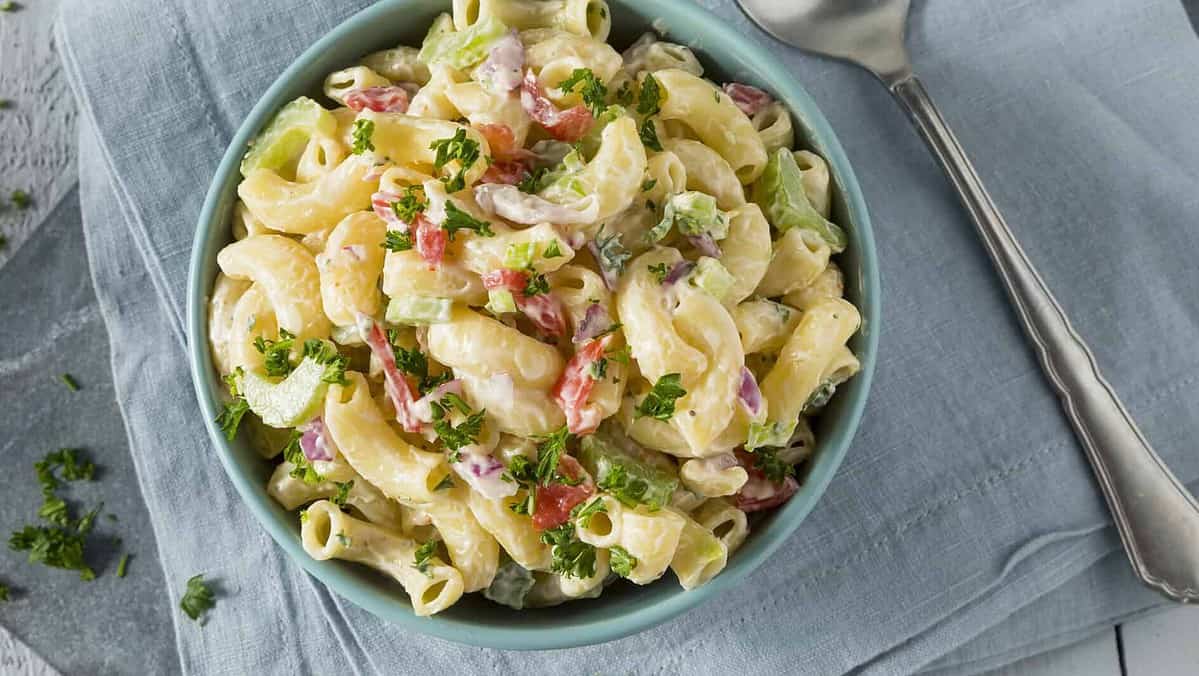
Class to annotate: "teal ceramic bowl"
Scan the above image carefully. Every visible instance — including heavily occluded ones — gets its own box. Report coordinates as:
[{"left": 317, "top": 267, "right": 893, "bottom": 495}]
[{"left": 187, "top": 0, "right": 880, "bottom": 650}]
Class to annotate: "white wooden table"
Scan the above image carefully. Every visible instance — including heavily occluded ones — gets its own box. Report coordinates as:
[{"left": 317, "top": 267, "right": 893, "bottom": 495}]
[{"left": 2, "top": 1, "right": 1197, "bottom": 674}]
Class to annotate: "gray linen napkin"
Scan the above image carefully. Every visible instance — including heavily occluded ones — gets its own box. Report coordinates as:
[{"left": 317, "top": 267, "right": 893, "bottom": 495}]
[{"left": 56, "top": 0, "right": 1199, "bottom": 673}]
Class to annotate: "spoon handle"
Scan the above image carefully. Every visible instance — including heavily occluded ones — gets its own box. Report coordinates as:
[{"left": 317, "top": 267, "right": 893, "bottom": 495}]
[{"left": 889, "top": 74, "right": 1199, "bottom": 603}]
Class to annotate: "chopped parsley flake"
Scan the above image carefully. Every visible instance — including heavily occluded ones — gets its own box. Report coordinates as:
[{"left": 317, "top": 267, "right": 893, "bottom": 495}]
[
  {"left": 606, "top": 343, "right": 631, "bottom": 364},
  {"left": 254, "top": 329, "right": 296, "bottom": 377},
  {"left": 441, "top": 201, "right": 494, "bottom": 240},
  {"left": 648, "top": 262, "right": 670, "bottom": 284},
  {"left": 282, "top": 430, "right": 324, "bottom": 486},
  {"left": 215, "top": 397, "right": 250, "bottom": 441},
  {"left": 571, "top": 497, "right": 607, "bottom": 527},
  {"left": 180, "top": 574, "right": 215, "bottom": 622},
  {"left": 614, "top": 81, "right": 635, "bottom": 105},
  {"left": 430, "top": 128, "right": 481, "bottom": 192},
  {"left": 351, "top": 119, "right": 375, "bottom": 154},
  {"left": 434, "top": 474, "right": 455, "bottom": 491},
  {"left": 336, "top": 532, "right": 351, "bottom": 548},
  {"left": 558, "top": 68, "right": 608, "bottom": 116},
  {"left": 748, "top": 446, "right": 795, "bottom": 484},
  {"left": 59, "top": 373, "right": 80, "bottom": 391},
  {"left": 430, "top": 400, "right": 486, "bottom": 452},
  {"left": 540, "top": 522, "right": 596, "bottom": 579},
  {"left": 634, "top": 373, "right": 687, "bottom": 421},
  {"left": 589, "top": 357, "right": 608, "bottom": 381},
  {"left": 0, "top": 583, "right": 9, "bottom": 601},
  {"left": 413, "top": 540, "right": 438, "bottom": 575},
  {"left": 609, "top": 545, "right": 638, "bottom": 577},
  {"left": 641, "top": 178, "right": 657, "bottom": 192},
  {"left": 638, "top": 118, "right": 663, "bottom": 152},
  {"left": 534, "top": 426, "right": 573, "bottom": 485},
  {"left": 391, "top": 185, "right": 426, "bottom": 222},
  {"left": 117, "top": 553, "right": 130, "bottom": 578},
  {"left": 523, "top": 272, "right": 550, "bottom": 296},
  {"left": 542, "top": 240, "right": 563, "bottom": 258},
  {"left": 637, "top": 74, "right": 662, "bottom": 116},
  {"left": 383, "top": 229, "right": 414, "bottom": 252},
  {"left": 592, "top": 225, "right": 631, "bottom": 282},
  {"left": 517, "top": 166, "right": 548, "bottom": 194},
  {"left": 331, "top": 480, "right": 354, "bottom": 507}
]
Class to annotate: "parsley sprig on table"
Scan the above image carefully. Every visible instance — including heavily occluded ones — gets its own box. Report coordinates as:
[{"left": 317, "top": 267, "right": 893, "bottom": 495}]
[
  {"left": 9, "top": 449, "right": 102, "bottom": 581},
  {"left": 179, "top": 574, "right": 216, "bottom": 623}
]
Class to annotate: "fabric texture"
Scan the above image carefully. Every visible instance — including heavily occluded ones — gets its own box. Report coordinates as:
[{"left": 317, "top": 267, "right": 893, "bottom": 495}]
[{"left": 55, "top": 0, "right": 1199, "bottom": 673}]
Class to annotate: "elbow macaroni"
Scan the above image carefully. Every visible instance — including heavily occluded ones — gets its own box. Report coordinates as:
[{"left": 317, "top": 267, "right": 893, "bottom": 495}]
[{"left": 213, "top": 7, "right": 863, "bottom": 614}]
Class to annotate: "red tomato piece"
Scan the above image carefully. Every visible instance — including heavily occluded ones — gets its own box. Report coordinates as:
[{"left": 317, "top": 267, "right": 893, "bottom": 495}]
[
  {"left": 551, "top": 337, "right": 608, "bottom": 434},
  {"left": 532, "top": 455, "right": 595, "bottom": 530},
  {"left": 475, "top": 122, "right": 535, "bottom": 161},
  {"left": 345, "top": 86, "right": 411, "bottom": 113},
  {"left": 481, "top": 268, "right": 528, "bottom": 291},
  {"left": 480, "top": 159, "right": 531, "bottom": 185},
  {"left": 371, "top": 191, "right": 406, "bottom": 228},
  {"left": 413, "top": 213, "right": 446, "bottom": 269},
  {"left": 520, "top": 70, "right": 594, "bottom": 142},
  {"left": 481, "top": 268, "right": 567, "bottom": 336},
  {"left": 362, "top": 320, "right": 421, "bottom": 432}
]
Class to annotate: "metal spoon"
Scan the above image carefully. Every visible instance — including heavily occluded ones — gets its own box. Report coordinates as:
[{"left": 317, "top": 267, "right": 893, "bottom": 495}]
[{"left": 736, "top": 0, "right": 1199, "bottom": 602}]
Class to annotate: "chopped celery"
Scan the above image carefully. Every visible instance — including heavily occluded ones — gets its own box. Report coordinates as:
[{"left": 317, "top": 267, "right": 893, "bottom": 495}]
[
  {"left": 240, "top": 357, "right": 328, "bottom": 428},
  {"left": 751, "top": 148, "right": 847, "bottom": 252},
  {"left": 485, "top": 289, "right": 517, "bottom": 315},
  {"left": 745, "top": 419, "right": 796, "bottom": 451},
  {"left": 538, "top": 148, "right": 588, "bottom": 203},
  {"left": 418, "top": 15, "right": 508, "bottom": 70},
  {"left": 689, "top": 257, "right": 735, "bottom": 301},
  {"left": 650, "top": 191, "right": 728, "bottom": 242},
  {"left": 240, "top": 97, "right": 336, "bottom": 177},
  {"left": 503, "top": 242, "right": 536, "bottom": 270},
  {"left": 386, "top": 296, "right": 454, "bottom": 325},
  {"left": 483, "top": 558, "right": 536, "bottom": 610},
  {"left": 579, "top": 433, "right": 679, "bottom": 511}
]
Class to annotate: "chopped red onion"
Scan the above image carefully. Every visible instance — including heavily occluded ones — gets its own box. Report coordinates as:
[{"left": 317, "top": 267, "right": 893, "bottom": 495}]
[
  {"left": 410, "top": 379, "right": 465, "bottom": 423},
  {"left": 520, "top": 69, "right": 594, "bottom": 142},
  {"left": 453, "top": 452, "right": 518, "bottom": 499},
  {"left": 737, "top": 367, "right": 764, "bottom": 417},
  {"left": 345, "top": 86, "right": 410, "bottom": 113},
  {"left": 299, "top": 418, "right": 334, "bottom": 462},
  {"left": 362, "top": 163, "right": 388, "bottom": 182},
  {"left": 722, "top": 82, "right": 774, "bottom": 116},
  {"left": 342, "top": 245, "right": 366, "bottom": 261},
  {"left": 687, "top": 233, "right": 723, "bottom": 258},
  {"left": 573, "top": 303, "right": 612, "bottom": 344},
  {"left": 662, "top": 260, "right": 695, "bottom": 286},
  {"left": 361, "top": 317, "right": 422, "bottom": 432},
  {"left": 475, "top": 30, "right": 525, "bottom": 94},
  {"left": 371, "top": 191, "right": 407, "bottom": 230}
]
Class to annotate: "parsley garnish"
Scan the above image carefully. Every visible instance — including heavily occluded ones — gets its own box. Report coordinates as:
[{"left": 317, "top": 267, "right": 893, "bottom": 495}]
[
  {"left": 589, "top": 357, "right": 608, "bottom": 381},
  {"left": 606, "top": 343, "right": 631, "bottom": 364},
  {"left": 59, "top": 373, "right": 80, "bottom": 391},
  {"left": 641, "top": 178, "right": 657, "bottom": 192},
  {"left": 609, "top": 545, "right": 638, "bottom": 577},
  {"left": 638, "top": 118, "right": 663, "bottom": 152},
  {"left": 413, "top": 540, "right": 438, "bottom": 576},
  {"left": 592, "top": 225, "right": 631, "bottom": 281},
  {"left": 430, "top": 400, "right": 486, "bottom": 452},
  {"left": 10, "top": 524, "right": 95, "bottom": 580},
  {"left": 351, "top": 119, "right": 375, "bottom": 154},
  {"left": 301, "top": 339, "right": 349, "bottom": 385},
  {"left": 535, "top": 426, "right": 573, "bottom": 485},
  {"left": 383, "top": 230, "right": 413, "bottom": 252},
  {"left": 391, "top": 185, "right": 426, "bottom": 223},
  {"left": 215, "top": 397, "right": 249, "bottom": 441},
  {"left": 336, "top": 532, "right": 352, "bottom": 547},
  {"left": 0, "top": 583, "right": 9, "bottom": 601},
  {"left": 117, "top": 553, "right": 130, "bottom": 578},
  {"left": 503, "top": 455, "right": 539, "bottom": 515},
  {"left": 331, "top": 480, "right": 354, "bottom": 507},
  {"left": 634, "top": 373, "right": 686, "bottom": 420},
  {"left": 517, "top": 166, "right": 547, "bottom": 194},
  {"left": 637, "top": 74, "right": 662, "bottom": 116},
  {"left": 524, "top": 272, "right": 550, "bottom": 296},
  {"left": 441, "top": 201, "right": 494, "bottom": 240},
  {"left": 614, "top": 81, "right": 634, "bottom": 105},
  {"left": 648, "top": 262, "right": 670, "bottom": 284},
  {"left": 10, "top": 189, "right": 30, "bottom": 209},
  {"left": 10, "top": 448, "right": 101, "bottom": 581},
  {"left": 0, "top": 99, "right": 10, "bottom": 109},
  {"left": 543, "top": 240, "right": 563, "bottom": 258},
  {"left": 434, "top": 474, "right": 455, "bottom": 491},
  {"left": 430, "top": 128, "right": 481, "bottom": 192},
  {"left": 571, "top": 497, "right": 606, "bottom": 527},
  {"left": 281, "top": 430, "right": 324, "bottom": 486},
  {"left": 558, "top": 68, "right": 608, "bottom": 116},
  {"left": 748, "top": 446, "right": 795, "bottom": 484},
  {"left": 254, "top": 329, "right": 296, "bottom": 377},
  {"left": 540, "top": 523, "right": 597, "bottom": 579},
  {"left": 0, "top": 2, "right": 18, "bottom": 12},
  {"left": 388, "top": 331, "right": 450, "bottom": 394},
  {"left": 180, "top": 574, "right": 215, "bottom": 622}
]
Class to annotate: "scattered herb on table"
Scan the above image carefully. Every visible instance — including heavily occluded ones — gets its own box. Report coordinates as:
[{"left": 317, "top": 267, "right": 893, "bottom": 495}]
[
  {"left": 179, "top": 574, "right": 216, "bottom": 622},
  {"left": 59, "top": 373, "right": 80, "bottom": 391}
]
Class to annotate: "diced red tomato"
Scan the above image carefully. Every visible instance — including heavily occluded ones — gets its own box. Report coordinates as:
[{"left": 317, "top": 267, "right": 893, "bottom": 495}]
[
  {"left": 475, "top": 123, "right": 535, "bottom": 162},
  {"left": 722, "top": 82, "right": 773, "bottom": 117},
  {"left": 371, "top": 191, "right": 406, "bottom": 228},
  {"left": 551, "top": 337, "right": 609, "bottom": 434},
  {"left": 345, "top": 86, "right": 410, "bottom": 113},
  {"left": 532, "top": 455, "right": 595, "bottom": 530},
  {"left": 733, "top": 449, "right": 799, "bottom": 512},
  {"left": 413, "top": 213, "right": 446, "bottom": 269},
  {"left": 480, "top": 159, "right": 530, "bottom": 185},
  {"left": 520, "top": 70, "right": 594, "bottom": 142},
  {"left": 481, "top": 269, "right": 567, "bottom": 336},
  {"left": 363, "top": 320, "right": 422, "bottom": 432}
]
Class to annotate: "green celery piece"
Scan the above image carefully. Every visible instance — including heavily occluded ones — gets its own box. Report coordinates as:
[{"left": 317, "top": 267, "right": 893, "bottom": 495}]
[
  {"left": 537, "top": 149, "right": 588, "bottom": 204},
  {"left": 745, "top": 419, "right": 796, "bottom": 451},
  {"left": 689, "top": 256, "right": 735, "bottom": 301},
  {"left": 751, "top": 148, "right": 846, "bottom": 252},
  {"left": 669, "top": 192, "right": 725, "bottom": 237},
  {"left": 578, "top": 433, "right": 679, "bottom": 511},
  {"left": 485, "top": 289, "right": 517, "bottom": 315},
  {"left": 241, "top": 357, "right": 329, "bottom": 428},
  {"left": 503, "top": 242, "right": 536, "bottom": 270},
  {"left": 482, "top": 558, "right": 536, "bottom": 610},
  {"left": 418, "top": 15, "right": 508, "bottom": 70},
  {"left": 240, "top": 97, "right": 336, "bottom": 177},
  {"left": 386, "top": 296, "right": 454, "bottom": 325}
]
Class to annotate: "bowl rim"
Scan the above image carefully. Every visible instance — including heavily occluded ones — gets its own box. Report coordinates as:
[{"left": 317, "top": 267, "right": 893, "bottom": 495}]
[{"left": 186, "top": 0, "right": 881, "bottom": 651}]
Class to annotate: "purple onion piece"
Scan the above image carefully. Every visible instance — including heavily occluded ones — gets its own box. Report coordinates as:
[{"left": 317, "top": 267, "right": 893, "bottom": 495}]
[
  {"left": 587, "top": 240, "right": 621, "bottom": 290},
  {"left": 737, "top": 367, "right": 764, "bottom": 418},
  {"left": 453, "top": 453, "right": 518, "bottom": 499},
  {"left": 687, "top": 233, "right": 722, "bottom": 258},
  {"left": 573, "top": 303, "right": 612, "bottom": 344},
  {"left": 662, "top": 260, "right": 695, "bottom": 286},
  {"left": 299, "top": 418, "right": 334, "bottom": 462}
]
